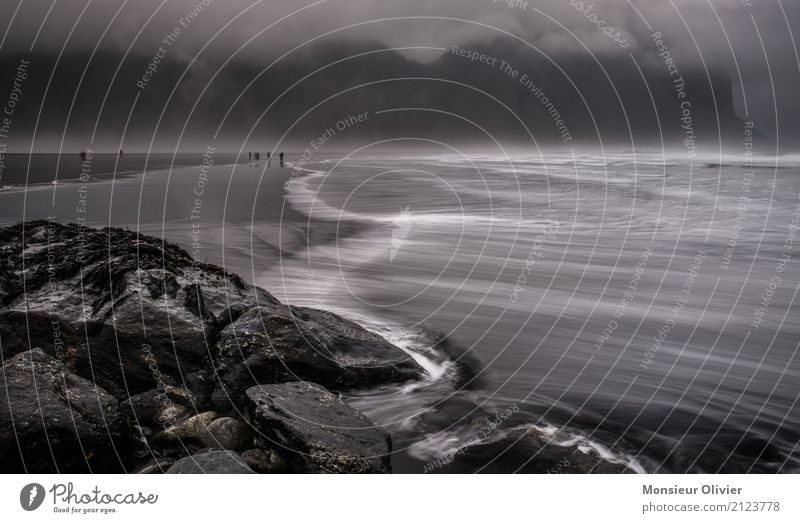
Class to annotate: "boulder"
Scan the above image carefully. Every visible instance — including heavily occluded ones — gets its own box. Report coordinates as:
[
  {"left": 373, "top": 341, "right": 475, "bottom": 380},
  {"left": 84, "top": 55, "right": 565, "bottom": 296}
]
[
  {"left": 200, "top": 417, "right": 253, "bottom": 451},
  {"left": 0, "top": 222, "right": 426, "bottom": 474},
  {"left": 0, "top": 349, "right": 129, "bottom": 472},
  {"left": 121, "top": 385, "right": 198, "bottom": 429},
  {"left": 0, "top": 221, "right": 281, "bottom": 398},
  {"left": 245, "top": 382, "right": 391, "bottom": 473},
  {"left": 134, "top": 458, "right": 176, "bottom": 474},
  {"left": 166, "top": 450, "right": 255, "bottom": 474},
  {"left": 213, "top": 306, "right": 425, "bottom": 402},
  {"left": 241, "top": 448, "right": 288, "bottom": 473},
  {"left": 153, "top": 403, "right": 191, "bottom": 428},
  {"left": 150, "top": 411, "right": 219, "bottom": 449}
]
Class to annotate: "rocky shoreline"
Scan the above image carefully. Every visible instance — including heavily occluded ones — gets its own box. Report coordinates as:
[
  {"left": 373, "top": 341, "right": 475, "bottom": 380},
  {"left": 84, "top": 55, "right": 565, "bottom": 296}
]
[
  {"left": 0, "top": 221, "right": 634, "bottom": 473},
  {"left": 0, "top": 220, "right": 425, "bottom": 473}
]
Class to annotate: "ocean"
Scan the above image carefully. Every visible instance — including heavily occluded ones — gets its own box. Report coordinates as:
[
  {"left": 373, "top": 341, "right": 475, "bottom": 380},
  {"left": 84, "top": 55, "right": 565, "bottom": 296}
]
[{"left": 1, "top": 150, "right": 799, "bottom": 473}]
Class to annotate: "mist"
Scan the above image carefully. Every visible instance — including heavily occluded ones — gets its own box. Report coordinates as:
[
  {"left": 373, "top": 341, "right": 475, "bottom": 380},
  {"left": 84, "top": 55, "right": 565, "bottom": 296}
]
[{"left": 1, "top": 0, "right": 798, "bottom": 150}]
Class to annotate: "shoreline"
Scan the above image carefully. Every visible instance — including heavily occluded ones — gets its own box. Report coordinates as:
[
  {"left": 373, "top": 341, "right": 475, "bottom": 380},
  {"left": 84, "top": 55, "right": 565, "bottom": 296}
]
[
  {"left": 0, "top": 220, "right": 637, "bottom": 474},
  {"left": 0, "top": 160, "right": 368, "bottom": 283},
  {"left": 0, "top": 220, "right": 425, "bottom": 473}
]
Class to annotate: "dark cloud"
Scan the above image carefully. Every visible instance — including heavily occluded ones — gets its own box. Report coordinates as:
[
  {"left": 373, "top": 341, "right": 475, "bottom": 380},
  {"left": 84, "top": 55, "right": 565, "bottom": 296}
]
[{"left": 0, "top": 0, "right": 798, "bottom": 147}]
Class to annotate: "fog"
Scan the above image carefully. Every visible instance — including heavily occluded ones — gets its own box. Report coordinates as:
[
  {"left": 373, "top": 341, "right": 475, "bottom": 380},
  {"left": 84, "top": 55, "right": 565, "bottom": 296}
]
[{"left": 0, "top": 0, "right": 798, "bottom": 149}]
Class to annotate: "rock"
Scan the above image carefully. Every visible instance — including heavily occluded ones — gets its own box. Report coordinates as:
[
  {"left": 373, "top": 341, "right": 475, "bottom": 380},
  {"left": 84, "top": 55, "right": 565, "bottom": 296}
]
[
  {"left": 153, "top": 403, "right": 191, "bottom": 428},
  {"left": 0, "top": 222, "right": 429, "bottom": 473},
  {"left": 241, "top": 448, "right": 288, "bottom": 473},
  {"left": 151, "top": 411, "right": 219, "bottom": 448},
  {"left": 0, "top": 221, "right": 281, "bottom": 398},
  {"left": 294, "top": 306, "right": 425, "bottom": 385},
  {"left": 200, "top": 417, "right": 253, "bottom": 451},
  {"left": 134, "top": 458, "right": 176, "bottom": 474},
  {"left": 452, "top": 426, "right": 635, "bottom": 473},
  {"left": 245, "top": 382, "right": 391, "bottom": 473},
  {"left": 166, "top": 450, "right": 255, "bottom": 474},
  {"left": 183, "top": 371, "right": 213, "bottom": 402},
  {"left": 214, "top": 306, "right": 425, "bottom": 402},
  {"left": 121, "top": 385, "right": 197, "bottom": 429},
  {"left": 0, "top": 349, "right": 129, "bottom": 473},
  {"left": 191, "top": 447, "right": 220, "bottom": 455}
]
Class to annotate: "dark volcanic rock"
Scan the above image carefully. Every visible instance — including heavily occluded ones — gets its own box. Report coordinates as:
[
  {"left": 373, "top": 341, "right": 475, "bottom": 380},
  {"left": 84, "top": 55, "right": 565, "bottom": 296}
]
[
  {"left": 166, "top": 450, "right": 255, "bottom": 474},
  {"left": 150, "top": 411, "right": 220, "bottom": 450},
  {"left": 134, "top": 458, "right": 176, "bottom": 474},
  {"left": 241, "top": 448, "right": 288, "bottom": 473},
  {"left": 213, "top": 306, "right": 425, "bottom": 403},
  {"left": 200, "top": 417, "right": 253, "bottom": 451},
  {"left": 0, "top": 220, "right": 280, "bottom": 398},
  {"left": 245, "top": 382, "right": 391, "bottom": 473},
  {"left": 0, "top": 221, "right": 433, "bottom": 473},
  {"left": 0, "top": 349, "right": 129, "bottom": 473},
  {"left": 452, "top": 426, "right": 634, "bottom": 474},
  {"left": 121, "top": 385, "right": 199, "bottom": 428}
]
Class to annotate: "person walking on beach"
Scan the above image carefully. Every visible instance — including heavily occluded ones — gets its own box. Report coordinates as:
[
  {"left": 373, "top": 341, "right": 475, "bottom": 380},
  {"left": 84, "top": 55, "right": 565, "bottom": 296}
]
[
  {"left": 279, "top": 152, "right": 284, "bottom": 167},
  {"left": 248, "top": 151, "right": 251, "bottom": 160}
]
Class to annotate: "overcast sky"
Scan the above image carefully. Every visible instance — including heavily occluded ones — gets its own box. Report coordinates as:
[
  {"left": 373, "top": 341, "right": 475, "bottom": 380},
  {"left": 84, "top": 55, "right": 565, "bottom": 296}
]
[{"left": 1, "top": 0, "right": 798, "bottom": 145}]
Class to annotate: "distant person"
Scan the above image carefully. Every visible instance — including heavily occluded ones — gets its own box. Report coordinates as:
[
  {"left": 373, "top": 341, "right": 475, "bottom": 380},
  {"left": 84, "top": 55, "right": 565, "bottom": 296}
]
[
  {"left": 248, "top": 151, "right": 252, "bottom": 160},
  {"left": 118, "top": 149, "right": 123, "bottom": 157},
  {"left": 267, "top": 151, "right": 271, "bottom": 167},
  {"left": 80, "top": 151, "right": 86, "bottom": 161},
  {"left": 279, "top": 152, "right": 284, "bottom": 167},
  {"left": 255, "top": 152, "right": 260, "bottom": 160}
]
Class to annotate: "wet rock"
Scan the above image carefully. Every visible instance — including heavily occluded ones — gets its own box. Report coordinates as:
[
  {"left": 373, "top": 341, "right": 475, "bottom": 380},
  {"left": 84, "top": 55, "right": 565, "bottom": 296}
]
[
  {"left": 151, "top": 411, "right": 220, "bottom": 448},
  {"left": 0, "top": 222, "right": 424, "bottom": 474},
  {"left": 241, "top": 448, "right": 288, "bottom": 473},
  {"left": 0, "top": 349, "right": 129, "bottom": 472},
  {"left": 166, "top": 450, "right": 255, "bottom": 474},
  {"left": 0, "top": 221, "right": 280, "bottom": 398},
  {"left": 214, "top": 306, "right": 425, "bottom": 401},
  {"left": 200, "top": 417, "right": 253, "bottom": 451},
  {"left": 121, "top": 385, "right": 197, "bottom": 428},
  {"left": 245, "top": 382, "right": 391, "bottom": 473},
  {"left": 134, "top": 458, "right": 176, "bottom": 474},
  {"left": 153, "top": 404, "right": 190, "bottom": 428}
]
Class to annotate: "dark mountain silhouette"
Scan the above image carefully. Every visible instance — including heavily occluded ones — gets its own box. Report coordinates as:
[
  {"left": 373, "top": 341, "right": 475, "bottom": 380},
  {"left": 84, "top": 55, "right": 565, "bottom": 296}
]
[{"left": 0, "top": 37, "right": 768, "bottom": 152}]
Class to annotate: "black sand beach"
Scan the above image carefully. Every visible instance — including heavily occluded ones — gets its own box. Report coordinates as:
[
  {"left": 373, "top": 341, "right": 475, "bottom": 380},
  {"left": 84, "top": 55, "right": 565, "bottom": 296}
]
[{"left": 0, "top": 158, "right": 363, "bottom": 283}]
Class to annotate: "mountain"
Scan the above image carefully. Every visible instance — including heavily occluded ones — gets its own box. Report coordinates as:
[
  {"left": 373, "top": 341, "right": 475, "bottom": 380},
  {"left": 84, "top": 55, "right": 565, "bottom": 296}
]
[{"left": 0, "top": 38, "right": 768, "bottom": 152}]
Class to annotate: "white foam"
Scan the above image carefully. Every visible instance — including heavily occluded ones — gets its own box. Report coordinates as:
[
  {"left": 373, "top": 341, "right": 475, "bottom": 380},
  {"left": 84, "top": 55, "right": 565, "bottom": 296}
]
[{"left": 337, "top": 310, "right": 453, "bottom": 382}]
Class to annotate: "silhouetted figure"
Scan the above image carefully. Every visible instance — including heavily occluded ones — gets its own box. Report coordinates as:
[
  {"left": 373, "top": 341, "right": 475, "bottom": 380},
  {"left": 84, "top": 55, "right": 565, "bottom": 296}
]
[
  {"left": 248, "top": 151, "right": 252, "bottom": 160},
  {"left": 255, "top": 152, "right": 260, "bottom": 160},
  {"left": 267, "top": 151, "right": 271, "bottom": 167},
  {"left": 80, "top": 151, "right": 86, "bottom": 161},
  {"left": 118, "top": 149, "right": 123, "bottom": 157},
  {"left": 279, "top": 152, "right": 284, "bottom": 167}
]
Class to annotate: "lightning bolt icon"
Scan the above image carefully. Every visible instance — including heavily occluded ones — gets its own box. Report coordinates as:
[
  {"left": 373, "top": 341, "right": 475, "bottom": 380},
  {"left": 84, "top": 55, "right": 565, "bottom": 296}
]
[{"left": 28, "top": 486, "right": 37, "bottom": 507}]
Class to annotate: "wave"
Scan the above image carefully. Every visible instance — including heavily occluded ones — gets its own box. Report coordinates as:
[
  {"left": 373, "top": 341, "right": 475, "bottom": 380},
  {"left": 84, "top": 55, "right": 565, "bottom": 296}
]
[
  {"left": 340, "top": 312, "right": 455, "bottom": 383},
  {"left": 280, "top": 155, "right": 800, "bottom": 473},
  {"left": 409, "top": 421, "right": 646, "bottom": 473},
  {"left": 284, "top": 165, "right": 525, "bottom": 228},
  {"left": 282, "top": 161, "right": 645, "bottom": 468}
]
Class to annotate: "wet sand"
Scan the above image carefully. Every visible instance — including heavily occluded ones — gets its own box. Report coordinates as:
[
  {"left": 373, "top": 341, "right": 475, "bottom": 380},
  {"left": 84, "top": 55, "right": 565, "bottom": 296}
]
[{"left": 0, "top": 160, "right": 362, "bottom": 283}]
